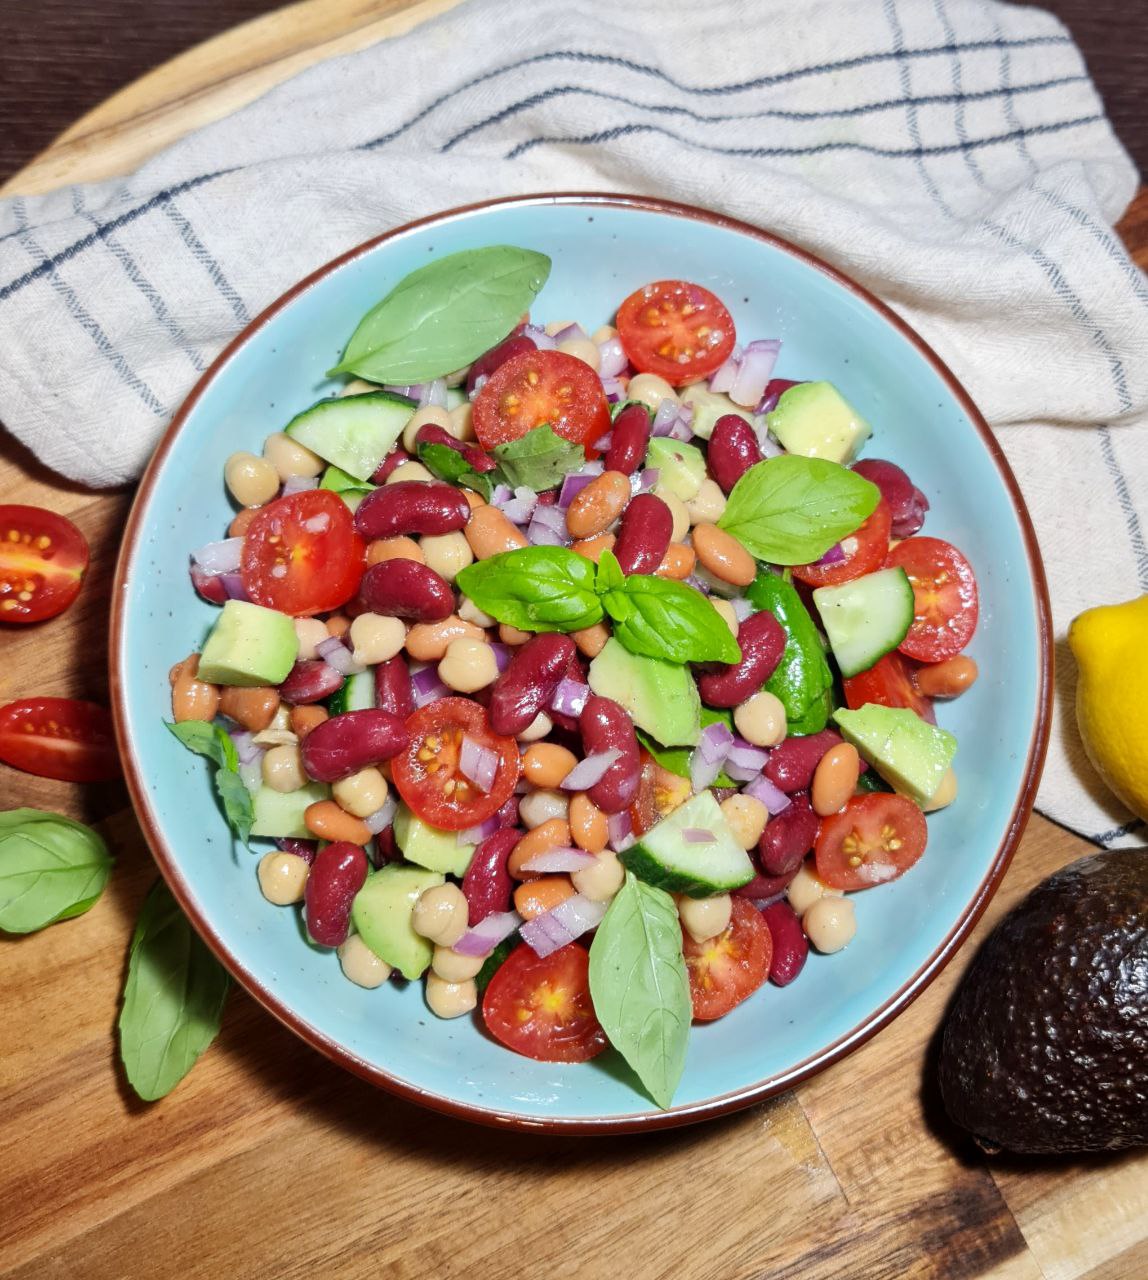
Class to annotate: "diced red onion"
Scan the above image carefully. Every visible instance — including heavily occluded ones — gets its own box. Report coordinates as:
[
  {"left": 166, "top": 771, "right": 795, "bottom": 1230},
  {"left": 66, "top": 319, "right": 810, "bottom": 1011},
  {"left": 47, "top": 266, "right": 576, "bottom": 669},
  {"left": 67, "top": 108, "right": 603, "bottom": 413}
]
[
  {"left": 317, "top": 635, "right": 366, "bottom": 677},
  {"left": 384, "top": 383, "right": 422, "bottom": 399},
  {"left": 729, "top": 340, "right": 782, "bottom": 409},
  {"left": 411, "top": 665, "right": 449, "bottom": 707},
  {"left": 724, "top": 740, "right": 772, "bottom": 783},
  {"left": 651, "top": 402, "right": 694, "bottom": 442},
  {"left": 731, "top": 597, "right": 754, "bottom": 622},
  {"left": 459, "top": 734, "right": 498, "bottom": 793},
  {"left": 607, "top": 809, "right": 633, "bottom": 851},
  {"left": 550, "top": 677, "right": 589, "bottom": 717},
  {"left": 558, "top": 472, "right": 597, "bottom": 508},
  {"left": 520, "top": 846, "right": 596, "bottom": 874},
  {"left": 521, "top": 893, "right": 607, "bottom": 959},
  {"left": 491, "top": 483, "right": 513, "bottom": 506},
  {"left": 228, "top": 728, "right": 260, "bottom": 765},
  {"left": 598, "top": 337, "right": 627, "bottom": 378},
  {"left": 652, "top": 398, "right": 680, "bottom": 434},
  {"left": 697, "top": 721, "right": 735, "bottom": 764},
  {"left": 469, "top": 373, "right": 489, "bottom": 399},
  {"left": 683, "top": 828, "right": 716, "bottom": 844},
  {"left": 708, "top": 346, "right": 742, "bottom": 394},
  {"left": 192, "top": 537, "right": 244, "bottom": 575},
  {"left": 690, "top": 751, "right": 724, "bottom": 793},
  {"left": 686, "top": 574, "right": 711, "bottom": 596},
  {"left": 633, "top": 467, "right": 660, "bottom": 494},
  {"left": 453, "top": 910, "right": 522, "bottom": 958},
  {"left": 364, "top": 794, "right": 398, "bottom": 835},
  {"left": 498, "top": 486, "right": 538, "bottom": 525},
  {"left": 527, "top": 515, "right": 567, "bottom": 546},
  {"left": 418, "top": 378, "right": 448, "bottom": 409},
  {"left": 816, "top": 541, "right": 848, "bottom": 566},
  {"left": 220, "top": 572, "right": 250, "bottom": 601},
  {"left": 489, "top": 643, "right": 511, "bottom": 674},
  {"left": 552, "top": 322, "right": 587, "bottom": 344},
  {"left": 523, "top": 324, "right": 557, "bottom": 351},
  {"left": 560, "top": 748, "right": 621, "bottom": 791},
  {"left": 595, "top": 431, "right": 613, "bottom": 451},
  {"left": 458, "top": 814, "right": 501, "bottom": 845},
  {"left": 302, "top": 512, "right": 331, "bottom": 534},
  {"left": 601, "top": 376, "right": 627, "bottom": 402},
  {"left": 282, "top": 474, "right": 319, "bottom": 496},
  {"left": 742, "top": 773, "right": 793, "bottom": 815}
]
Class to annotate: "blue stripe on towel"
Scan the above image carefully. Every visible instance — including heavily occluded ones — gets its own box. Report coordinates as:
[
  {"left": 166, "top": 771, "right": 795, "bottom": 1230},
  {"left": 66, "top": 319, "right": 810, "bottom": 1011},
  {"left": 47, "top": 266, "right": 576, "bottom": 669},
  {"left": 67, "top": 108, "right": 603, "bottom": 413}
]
[{"left": 160, "top": 198, "right": 251, "bottom": 327}]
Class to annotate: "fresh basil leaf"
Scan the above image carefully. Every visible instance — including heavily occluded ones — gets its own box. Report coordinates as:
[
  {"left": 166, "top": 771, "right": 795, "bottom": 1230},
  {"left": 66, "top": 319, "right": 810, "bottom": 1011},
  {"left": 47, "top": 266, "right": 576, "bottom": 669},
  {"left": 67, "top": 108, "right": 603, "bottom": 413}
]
[
  {"left": 0, "top": 808, "right": 113, "bottom": 934},
  {"left": 604, "top": 575, "right": 742, "bottom": 665},
  {"left": 595, "top": 548, "right": 625, "bottom": 594},
  {"left": 119, "top": 879, "right": 231, "bottom": 1101},
  {"left": 491, "top": 425, "right": 586, "bottom": 492},
  {"left": 215, "top": 770, "right": 254, "bottom": 847},
  {"left": 588, "top": 872, "right": 691, "bottom": 1110},
  {"left": 417, "top": 441, "right": 493, "bottom": 501},
  {"left": 320, "top": 463, "right": 376, "bottom": 500},
  {"left": 717, "top": 455, "right": 879, "bottom": 564},
  {"left": 636, "top": 709, "right": 736, "bottom": 786},
  {"left": 167, "top": 721, "right": 250, "bottom": 845},
  {"left": 610, "top": 399, "right": 652, "bottom": 424},
  {"left": 329, "top": 246, "right": 551, "bottom": 383},
  {"left": 456, "top": 547, "right": 604, "bottom": 633}
]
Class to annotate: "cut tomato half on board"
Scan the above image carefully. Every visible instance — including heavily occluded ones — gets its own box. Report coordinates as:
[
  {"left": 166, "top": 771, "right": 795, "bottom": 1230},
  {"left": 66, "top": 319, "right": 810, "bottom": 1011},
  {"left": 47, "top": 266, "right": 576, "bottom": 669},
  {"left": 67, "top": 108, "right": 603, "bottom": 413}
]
[
  {"left": 815, "top": 793, "right": 927, "bottom": 891},
  {"left": 0, "top": 697, "right": 120, "bottom": 782},
  {"left": 472, "top": 349, "right": 611, "bottom": 452},
  {"left": 616, "top": 280, "right": 737, "bottom": 386},
  {"left": 792, "top": 500, "right": 892, "bottom": 588},
  {"left": 682, "top": 898, "right": 772, "bottom": 1021},
  {"left": 842, "top": 650, "right": 936, "bottom": 725},
  {"left": 481, "top": 942, "right": 608, "bottom": 1062},
  {"left": 0, "top": 505, "right": 89, "bottom": 624},
  {"left": 886, "top": 537, "right": 978, "bottom": 663}
]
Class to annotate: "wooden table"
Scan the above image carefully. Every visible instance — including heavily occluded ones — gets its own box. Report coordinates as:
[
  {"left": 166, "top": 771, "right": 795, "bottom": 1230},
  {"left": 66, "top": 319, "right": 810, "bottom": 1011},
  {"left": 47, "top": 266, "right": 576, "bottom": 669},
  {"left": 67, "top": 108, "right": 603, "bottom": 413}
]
[{"left": 2, "top": 5, "right": 1146, "bottom": 1277}]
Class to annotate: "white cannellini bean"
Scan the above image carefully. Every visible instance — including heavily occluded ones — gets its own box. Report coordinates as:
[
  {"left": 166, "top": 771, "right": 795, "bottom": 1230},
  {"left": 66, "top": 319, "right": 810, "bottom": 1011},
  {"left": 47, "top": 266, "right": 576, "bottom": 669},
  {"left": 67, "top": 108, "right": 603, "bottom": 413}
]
[
  {"left": 420, "top": 531, "right": 474, "bottom": 583},
  {"left": 733, "top": 691, "right": 788, "bottom": 748},
  {"left": 263, "top": 431, "right": 325, "bottom": 481},
  {"left": 386, "top": 460, "right": 436, "bottom": 485}
]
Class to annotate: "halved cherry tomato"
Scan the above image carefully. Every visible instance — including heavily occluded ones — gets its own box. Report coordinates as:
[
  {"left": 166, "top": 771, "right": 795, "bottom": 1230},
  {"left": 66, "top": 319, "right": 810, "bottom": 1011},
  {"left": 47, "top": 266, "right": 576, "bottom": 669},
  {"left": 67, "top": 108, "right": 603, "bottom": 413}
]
[
  {"left": 843, "top": 650, "right": 936, "bottom": 725},
  {"left": 0, "top": 505, "right": 89, "bottom": 624},
  {"left": 792, "top": 500, "right": 891, "bottom": 588},
  {"left": 0, "top": 697, "right": 120, "bottom": 782},
  {"left": 241, "top": 490, "right": 364, "bottom": 617},
  {"left": 629, "top": 750, "right": 692, "bottom": 837},
  {"left": 391, "top": 698, "right": 520, "bottom": 831},
  {"left": 481, "top": 942, "right": 608, "bottom": 1062},
  {"left": 886, "top": 537, "right": 978, "bottom": 663},
  {"left": 472, "top": 349, "right": 610, "bottom": 452},
  {"left": 815, "top": 793, "right": 928, "bottom": 891},
  {"left": 682, "top": 898, "right": 772, "bottom": 1021},
  {"left": 616, "top": 280, "right": 736, "bottom": 386}
]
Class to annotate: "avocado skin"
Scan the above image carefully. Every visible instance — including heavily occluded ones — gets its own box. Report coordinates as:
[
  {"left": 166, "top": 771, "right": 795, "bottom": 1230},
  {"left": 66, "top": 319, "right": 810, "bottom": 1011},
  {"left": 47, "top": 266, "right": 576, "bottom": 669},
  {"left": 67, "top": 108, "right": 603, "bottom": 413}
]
[{"left": 939, "top": 849, "right": 1148, "bottom": 1154}]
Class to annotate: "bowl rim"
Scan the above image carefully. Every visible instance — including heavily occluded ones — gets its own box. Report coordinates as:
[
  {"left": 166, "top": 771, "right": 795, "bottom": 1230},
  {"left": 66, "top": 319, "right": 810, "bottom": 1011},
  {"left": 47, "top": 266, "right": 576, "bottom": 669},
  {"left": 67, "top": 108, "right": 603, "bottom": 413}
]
[{"left": 110, "top": 191, "right": 1053, "bottom": 1134}]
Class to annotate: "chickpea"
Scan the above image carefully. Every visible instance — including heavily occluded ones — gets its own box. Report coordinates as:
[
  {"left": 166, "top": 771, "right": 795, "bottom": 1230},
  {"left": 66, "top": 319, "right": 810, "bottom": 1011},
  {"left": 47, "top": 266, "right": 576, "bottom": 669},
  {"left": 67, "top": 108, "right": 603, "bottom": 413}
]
[
  {"left": 573, "top": 623, "right": 610, "bottom": 658},
  {"left": 652, "top": 488, "right": 690, "bottom": 542},
  {"left": 499, "top": 622, "right": 532, "bottom": 646},
  {"left": 557, "top": 336, "right": 601, "bottom": 370},
  {"left": 572, "top": 849, "right": 624, "bottom": 902},
  {"left": 449, "top": 402, "right": 476, "bottom": 442},
  {"left": 289, "top": 704, "right": 328, "bottom": 739},
  {"left": 508, "top": 819, "right": 571, "bottom": 878},
  {"left": 678, "top": 893, "right": 732, "bottom": 945},
  {"left": 349, "top": 612, "right": 407, "bottom": 666},
  {"left": 458, "top": 596, "right": 496, "bottom": 628},
  {"left": 411, "top": 883, "right": 469, "bottom": 947},
  {"left": 169, "top": 654, "right": 220, "bottom": 723},
  {"left": 386, "top": 460, "right": 435, "bottom": 485},
  {"left": 257, "top": 851, "right": 309, "bottom": 905},
  {"left": 720, "top": 794, "right": 768, "bottom": 851},
  {"left": 522, "top": 743, "right": 578, "bottom": 789},
  {"left": 401, "top": 404, "right": 453, "bottom": 455},
  {"left": 439, "top": 636, "right": 499, "bottom": 693},
  {"left": 465, "top": 505, "right": 528, "bottom": 559},
  {"left": 421, "top": 530, "right": 474, "bottom": 583},
  {"left": 293, "top": 616, "right": 329, "bottom": 661},
  {"left": 332, "top": 766, "right": 389, "bottom": 819},
  {"left": 339, "top": 378, "right": 380, "bottom": 397},
  {"left": 304, "top": 800, "right": 371, "bottom": 845},
  {"left": 366, "top": 536, "right": 424, "bottom": 566},
  {"left": 262, "top": 744, "right": 307, "bottom": 793},
  {"left": 923, "top": 767, "right": 959, "bottom": 812},
  {"left": 627, "top": 372, "right": 679, "bottom": 412},
  {"left": 568, "top": 793, "right": 608, "bottom": 853},
  {"left": 711, "top": 598, "right": 739, "bottom": 638},
  {"left": 514, "top": 875, "right": 576, "bottom": 920},
  {"left": 803, "top": 896, "right": 856, "bottom": 954},
  {"left": 425, "top": 972, "right": 478, "bottom": 1019},
  {"left": 518, "top": 788, "right": 570, "bottom": 829},
  {"left": 517, "top": 711, "right": 553, "bottom": 743},
  {"left": 262, "top": 431, "right": 325, "bottom": 481},
  {"left": 685, "top": 478, "right": 728, "bottom": 525},
  {"left": 337, "top": 933, "right": 392, "bottom": 988},
  {"left": 733, "top": 690, "right": 788, "bottom": 748},
  {"left": 692, "top": 523, "right": 756, "bottom": 587},
  {"left": 431, "top": 945, "right": 485, "bottom": 983},
  {"left": 786, "top": 861, "right": 843, "bottom": 916},
  {"left": 405, "top": 615, "right": 484, "bottom": 662},
  {"left": 225, "top": 451, "right": 279, "bottom": 507},
  {"left": 566, "top": 471, "right": 631, "bottom": 540},
  {"left": 219, "top": 685, "right": 280, "bottom": 732},
  {"left": 915, "top": 656, "right": 979, "bottom": 699},
  {"left": 591, "top": 324, "right": 618, "bottom": 343},
  {"left": 811, "top": 744, "right": 861, "bottom": 817}
]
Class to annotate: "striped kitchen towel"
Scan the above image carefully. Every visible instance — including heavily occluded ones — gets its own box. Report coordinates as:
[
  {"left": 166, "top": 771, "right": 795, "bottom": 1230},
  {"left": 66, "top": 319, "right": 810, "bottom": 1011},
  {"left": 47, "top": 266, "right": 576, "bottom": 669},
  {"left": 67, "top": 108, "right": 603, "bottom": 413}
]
[{"left": 0, "top": 0, "right": 1145, "bottom": 846}]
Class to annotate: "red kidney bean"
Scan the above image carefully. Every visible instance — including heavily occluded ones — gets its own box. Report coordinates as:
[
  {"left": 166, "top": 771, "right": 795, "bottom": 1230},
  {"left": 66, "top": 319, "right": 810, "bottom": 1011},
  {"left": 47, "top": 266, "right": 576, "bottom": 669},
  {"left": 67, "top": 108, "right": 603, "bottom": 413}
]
[
  {"left": 758, "top": 378, "right": 802, "bottom": 414},
  {"left": 579, "top": 694, "right": 641, "bottom": 813},
  {"left": 462, "top": 827, "right": 520, "bottom": 925},
  {"left": 301, "top": 709, "right": 409, "bottom": 782},
  {"left": 758, "top": 794, "right": 820, "bottom": 875},
  {"left": 489, "top": 633, "right": 577, "bottom": 737},
  {"left": 605, "top": 402, "right": 652, "bottom": 476},
  {"left": 305, "top": 841, "right": 368, "bottom": 947},
  {"left": 760, "top": 899, "right": 808, "bottom": 986},
  {"left": 708, "top": 414, "right": 763, "bottom": 493},
  {"left": 466, "top": 333, "right": 537, "bottom": 395},
  {"left": 279, "top": 658, "right": 344, "bottom": 705},
  {"left": 414, "top": 423, "right": 497, "bottom": 473},
  {"left": 374, "top": 655, "right": 413, "bottom": 720},
  {"left": 734, "top": 864, "right": 800, "bottom": 901},
  {"left": 190, "top": 563, "right": 228, "bottom": 605},
  {"left": 852, "top": 459, "right": 929, "bottom": 537},
  {"left": 612, "top": 493, "right": 673, "bottom": 576},
  {"left": 370, "top": 446, "right": 411, "bottom": 484},
  {"left": 359, "top": 558, "right": 454, "bottom": 622},
  {"left": 275, "top": 837, "right": 317, "bottom": 864},
  {"left": 765, "top": 730, "right": 843, "bottom": 794},
  {"left": 697, "top": 610, "right": 786, "bottom": 708},
  {"left": 374, "top": 825, "right": 400, "bottom": 867},
  {"left": 354, "top": 481, "right": 470, "bottom": 540}
]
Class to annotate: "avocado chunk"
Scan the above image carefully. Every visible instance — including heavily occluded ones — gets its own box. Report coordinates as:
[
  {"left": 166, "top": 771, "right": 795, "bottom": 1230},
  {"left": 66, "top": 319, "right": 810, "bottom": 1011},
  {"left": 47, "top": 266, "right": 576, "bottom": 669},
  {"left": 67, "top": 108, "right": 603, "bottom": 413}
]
[
  {"left": 645, "top": 438, "right": 707, "bottom": 501},
  {"left": 197, "top": 599, "right": 299, "bottom": 687},
  {"left": 679, "top": 385, "right": 755, "bottom": 442},
  {"left": 250, "top": 781, "right": 330, "bottom": 838},
  {"left": 351, "top": 864, "right": 446, "bottom": 980},
  {"left": 833, "top": 704, "right": 956, "bottom": 805},
  {"left": 393, "top": 804, "right": 475, "bottom": 877},
  {"left": 765, "top": 381, "right": 872, "bottom": 464},
  {"left": 589, "top": 638, "right": 701, "bottom": 747},
  {"left": 939, "top": 848, "right": 1148, "bottom": 1154}
]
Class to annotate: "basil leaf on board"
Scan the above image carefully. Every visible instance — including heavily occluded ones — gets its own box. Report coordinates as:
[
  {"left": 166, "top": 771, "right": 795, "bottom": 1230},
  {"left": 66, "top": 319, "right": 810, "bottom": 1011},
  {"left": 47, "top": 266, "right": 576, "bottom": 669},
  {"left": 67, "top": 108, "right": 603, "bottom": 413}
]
[
  {"left": 491, "top": 425, "right": 586, "bottom": 492},
  {"left": 455, "top": 547, "right": 604, "bottom": 633},
  {"left": 717, "top": 456, "right": 879, "bottom": 564},
  {"left": 166, "top": 721, "right": 250, "bottom": 846},
  {"left": 636, "top": 708, "right": 736, "bottom": 786},
  {"left": 588, "top": 872, "right": 692, "bottom": 1110},
  {"left": 603, "top": 574, "right": 742, "bottom": 665},
  {"left": 214, "top": 770, "right": 254, "bottom": 847},
  {"left": 329, "top": 246, "right": 551, "bottom": 383},
  {"left": 0, "top": 808, "right": 113, "bottom": 934},
  {"left": 119, "top": 879, "right": 231, "bottom": 1101},
  {"left": 417, "top": 441, "right": 494, "bottom": 501}
]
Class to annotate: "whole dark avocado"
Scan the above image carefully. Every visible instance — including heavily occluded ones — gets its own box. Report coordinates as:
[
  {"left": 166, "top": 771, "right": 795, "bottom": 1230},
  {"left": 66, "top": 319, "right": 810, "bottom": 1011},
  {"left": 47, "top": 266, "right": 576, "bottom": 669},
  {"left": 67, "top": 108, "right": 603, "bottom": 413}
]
[{"left": 939, "top": 848, "right": 1148, "bottom": 1154}]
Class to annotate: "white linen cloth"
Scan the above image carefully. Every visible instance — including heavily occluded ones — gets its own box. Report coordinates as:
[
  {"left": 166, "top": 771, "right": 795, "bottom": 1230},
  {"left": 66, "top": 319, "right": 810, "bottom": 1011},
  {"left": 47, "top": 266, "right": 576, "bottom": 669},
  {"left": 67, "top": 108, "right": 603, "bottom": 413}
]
[{"left": 1, "top": 0, "right": 1145, "bottom": 846}]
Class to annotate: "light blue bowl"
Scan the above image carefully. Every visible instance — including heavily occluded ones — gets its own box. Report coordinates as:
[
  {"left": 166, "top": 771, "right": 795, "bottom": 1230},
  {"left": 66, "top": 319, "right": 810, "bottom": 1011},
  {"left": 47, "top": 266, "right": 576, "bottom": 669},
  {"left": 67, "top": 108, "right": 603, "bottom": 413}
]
[{"left": 111, "top": 195, "right": 1051, "bottom": 1132}]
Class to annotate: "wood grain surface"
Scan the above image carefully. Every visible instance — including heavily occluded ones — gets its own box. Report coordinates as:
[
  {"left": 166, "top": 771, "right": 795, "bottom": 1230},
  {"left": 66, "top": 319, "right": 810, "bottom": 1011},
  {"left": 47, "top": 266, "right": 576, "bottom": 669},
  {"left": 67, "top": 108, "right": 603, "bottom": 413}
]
[{"left": 1, "top": 4, "right": 1147, "bottom": 1278}]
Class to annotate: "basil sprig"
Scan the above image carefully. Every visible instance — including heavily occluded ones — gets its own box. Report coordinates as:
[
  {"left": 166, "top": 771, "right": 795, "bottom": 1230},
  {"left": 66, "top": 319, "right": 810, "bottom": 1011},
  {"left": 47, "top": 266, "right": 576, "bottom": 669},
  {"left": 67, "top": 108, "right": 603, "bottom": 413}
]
[
  {"left": 718, "top": 455, "right": 879, "bottom": 564},
  {"left": 417, "top": 441, "right": 493, "bottom": 501},
  {"left": 492, "top": 425, "right": 586, "bottom": 492},
  {"left": 119, "top": 879, "right": 231, "bottom": 1101},
  {"left": 0, "top": 808, "right": 113, "bottom": 934},
  {"left": 588, "top": 872, "right": 692, "bottom": 1110},
  {"left": 455, "top": 547, "right": 604, "bottom": 633},
  {"left": 329, "top": 246, "right": 551, "bottom": 384},
  {"left": 166, "top": 721, "right": 253, "bottom": 846}
]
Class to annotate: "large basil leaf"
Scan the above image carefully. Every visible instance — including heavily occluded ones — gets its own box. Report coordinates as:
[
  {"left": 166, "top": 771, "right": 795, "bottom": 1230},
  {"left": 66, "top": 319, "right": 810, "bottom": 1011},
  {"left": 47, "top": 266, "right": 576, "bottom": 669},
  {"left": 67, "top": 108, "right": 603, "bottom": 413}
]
[
  {"left": 166, "top": 721, "right": 252, "bottom": 845},
  {"left": 588, "top": 872, "right": 691, "bottom": 1110},
  {"left": 455, "top": 547, "right": 604, "bottom": 633},
  {"left": 602, "top": 569, "right": 741, "bottom": 665},
  {"left": 0, "top": 808, "right": 113, "bottom": 934},
  {"left": 119, "top": 879, "right": 231, "bottom": 1101},
  {"left": 329, "top": 246, "right": 551, "bottom": 383},
  {"left": 718, "top": 455, "right": 879, "bottom": 564},
  {"left": 417, "top": 441, "right": 494, "bottom": 501},
  {"left": 492, "top": 425, "right": 586, "bottom": 492}
]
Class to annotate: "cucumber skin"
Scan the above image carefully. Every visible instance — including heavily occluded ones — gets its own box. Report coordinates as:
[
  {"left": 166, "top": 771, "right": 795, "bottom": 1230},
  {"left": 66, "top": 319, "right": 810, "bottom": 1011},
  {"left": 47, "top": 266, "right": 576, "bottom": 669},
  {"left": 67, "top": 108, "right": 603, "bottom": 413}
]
[{"left": 619, "top": 840, "right": 755, "bottom": 898}]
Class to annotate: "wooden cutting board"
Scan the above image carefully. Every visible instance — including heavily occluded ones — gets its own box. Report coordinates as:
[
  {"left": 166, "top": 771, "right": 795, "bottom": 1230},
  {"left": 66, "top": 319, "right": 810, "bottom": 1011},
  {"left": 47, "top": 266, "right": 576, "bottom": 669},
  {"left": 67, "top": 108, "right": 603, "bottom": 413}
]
[{"left": 2, "top": 4, "right": 1146, "bottom": 1276}]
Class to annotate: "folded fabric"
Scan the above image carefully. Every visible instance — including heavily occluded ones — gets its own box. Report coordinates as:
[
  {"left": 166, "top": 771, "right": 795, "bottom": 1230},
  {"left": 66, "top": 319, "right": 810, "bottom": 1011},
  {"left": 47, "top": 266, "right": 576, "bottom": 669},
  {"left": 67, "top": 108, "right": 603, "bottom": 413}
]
[{"left": 1, "top": 0, "right": 1146, "bottom": 845}]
